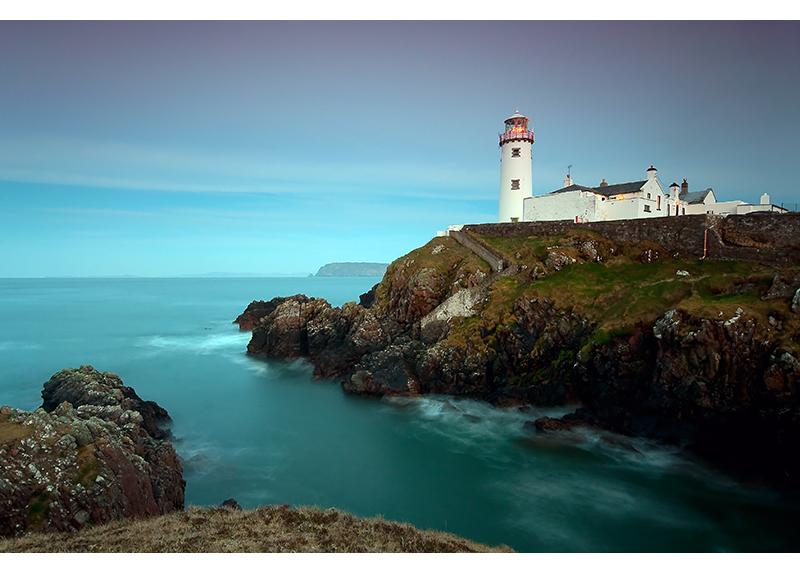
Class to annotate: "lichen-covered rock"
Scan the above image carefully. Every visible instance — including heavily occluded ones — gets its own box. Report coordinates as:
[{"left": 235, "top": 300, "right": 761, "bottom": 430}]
[
  {"left": 544, "top": 249, "right": 576, "bottom": 271},
  {"left": 246, "top": 295, "right": 333, "bottom": 359},
  {"left": 41, "top": 365, "right": 171, "bottom": 440},
  {"left": 0, "top": 367, "right": 184, "bottom": 537}
]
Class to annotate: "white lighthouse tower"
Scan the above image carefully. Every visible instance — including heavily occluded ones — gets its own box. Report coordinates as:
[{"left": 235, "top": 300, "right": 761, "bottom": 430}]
[{"left": 498, "top": 110, "right": 534, "bottom": 222}]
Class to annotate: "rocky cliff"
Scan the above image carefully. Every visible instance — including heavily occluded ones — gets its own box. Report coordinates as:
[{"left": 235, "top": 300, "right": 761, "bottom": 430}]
[
  {"left": 0, "top": 366, "right": 185, "bottom": 537},
  {"left": 240, "top": 219, "right": 800, "bottom": 489}
]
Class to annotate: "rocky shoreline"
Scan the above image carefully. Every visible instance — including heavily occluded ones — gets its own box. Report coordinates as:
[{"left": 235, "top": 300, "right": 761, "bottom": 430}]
[
  {"left": 0, "top": 366, "right": 185, "bottom": 537},
  {"left": 237, "top": 226, "right": 800, "bottom": 490}
]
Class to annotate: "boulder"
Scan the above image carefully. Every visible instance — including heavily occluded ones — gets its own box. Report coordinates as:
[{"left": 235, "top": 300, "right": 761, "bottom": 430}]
[
  {"left": 41, "top": 365, "right": 171, "bottom": 440},
  {"left": 0, "top": 367, "right": 184, "bottom": 537}
]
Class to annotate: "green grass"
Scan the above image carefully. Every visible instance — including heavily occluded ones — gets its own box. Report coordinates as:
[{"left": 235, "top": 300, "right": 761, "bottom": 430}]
[
  {"left": 27, "top": 493, "right": 51, "bottom": 531},
  {"left": 73, "top": 459, "right": 100, "bottom": 486},
  {"left": 456, "top": 231, "right": 800, "bottom": 355}
]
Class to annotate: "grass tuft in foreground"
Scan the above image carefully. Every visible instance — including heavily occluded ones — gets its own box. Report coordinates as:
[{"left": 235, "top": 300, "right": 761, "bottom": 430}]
[{"left": 0, "top": 504, "right": 514, "bottom": 553}]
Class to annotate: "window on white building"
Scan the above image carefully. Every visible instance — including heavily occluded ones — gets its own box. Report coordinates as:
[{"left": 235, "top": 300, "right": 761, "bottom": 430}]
[
  {"left": 644, "top": 205, "right": 651, "bottom": 212},
  {"left": 511, "top": 179, "right": 520, "bottom": 190},
  {"left": 511, "top": 148, "right": 521, "bottom": 158}
]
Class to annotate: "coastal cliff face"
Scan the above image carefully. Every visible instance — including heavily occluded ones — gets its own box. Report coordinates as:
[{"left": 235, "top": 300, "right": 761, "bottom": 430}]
[
  {"left": 240, "top": 221, "right": 800, "bottom": 488},
  {"left": 0, "top": 366, "right": 184, "bottom": 537}
]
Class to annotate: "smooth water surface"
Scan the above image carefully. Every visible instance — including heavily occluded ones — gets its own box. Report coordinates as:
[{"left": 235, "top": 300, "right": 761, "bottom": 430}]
[{"left": 1, "top": 277, "right": 798, "bottom": 552}]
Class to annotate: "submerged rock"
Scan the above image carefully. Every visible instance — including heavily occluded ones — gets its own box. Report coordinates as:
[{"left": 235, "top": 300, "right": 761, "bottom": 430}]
[{"left": 0, "top": 366, "right": 184, "bottom": 537}]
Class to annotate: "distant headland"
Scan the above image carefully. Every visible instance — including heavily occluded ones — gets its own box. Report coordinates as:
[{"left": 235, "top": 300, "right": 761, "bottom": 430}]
[{"left": 315, "top": 262, "right": 389, "bottom": 277}]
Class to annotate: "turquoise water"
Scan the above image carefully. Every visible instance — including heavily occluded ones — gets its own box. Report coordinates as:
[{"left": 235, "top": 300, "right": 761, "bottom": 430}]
[{"left": 1, "top": 277, "right": 799, "bottom": 552}]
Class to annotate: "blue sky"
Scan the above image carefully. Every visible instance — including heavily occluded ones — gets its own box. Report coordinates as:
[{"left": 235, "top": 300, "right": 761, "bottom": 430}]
[{"left": 1, "top": 20, "right": 799, "bottom": 277}]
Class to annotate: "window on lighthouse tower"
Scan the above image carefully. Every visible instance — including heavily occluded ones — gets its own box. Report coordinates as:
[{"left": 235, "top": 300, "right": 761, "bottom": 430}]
[
  {"left": 511, "top": 179, "right": 520, "bottom": 190},
  {"left": 511, "top": 148, "right": 521, "bottom": 158}
]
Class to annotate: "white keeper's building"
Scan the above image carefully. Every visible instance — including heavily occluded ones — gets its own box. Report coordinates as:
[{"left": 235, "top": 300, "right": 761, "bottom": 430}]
[
  {"left": 498, "top": 110, "right": 786, "bottom": 223},
  {"left": 522, "top": 166, "right": 685, "bottom": 223}
]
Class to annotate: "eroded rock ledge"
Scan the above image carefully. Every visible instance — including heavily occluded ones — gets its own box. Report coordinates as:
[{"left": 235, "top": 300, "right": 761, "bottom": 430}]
[{"left": 0, "top": 366, "right": 185, "bottom": 537}]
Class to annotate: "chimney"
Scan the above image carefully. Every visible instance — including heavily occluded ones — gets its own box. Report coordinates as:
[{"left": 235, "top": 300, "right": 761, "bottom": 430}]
[
  {"left": 670, "top": 182, "right": 679, "bottom": 200},
  {"left": 761, "top": 193, "right": 770, "bottom": 205},
  {"left": 646, "top": 165, "right": 657, "bottom": 181},
  {"left": 681, "top": 178, "right": 688, "bottom": 197},
  {"left": 599, "top": 178, "right": 608, "bottom": 187},
  {"left": 564, "top": 174, "right": 573, "bottom": 187}
]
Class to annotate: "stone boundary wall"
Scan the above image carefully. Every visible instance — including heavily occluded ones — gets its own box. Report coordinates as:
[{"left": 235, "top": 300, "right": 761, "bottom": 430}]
[
  {"left": 463, "top": 213, "right": 800, "bottom": 266},
  {"left": 448, "top": 229, "right": 509, "bottom": 272}
]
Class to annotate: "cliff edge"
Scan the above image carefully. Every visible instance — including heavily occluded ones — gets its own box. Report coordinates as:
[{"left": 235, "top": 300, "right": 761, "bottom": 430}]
[{"left": 239, "top": 215, "right": 800, "bottom": 489}]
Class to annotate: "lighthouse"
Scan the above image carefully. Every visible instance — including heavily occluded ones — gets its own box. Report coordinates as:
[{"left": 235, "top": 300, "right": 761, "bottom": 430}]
[{"left": 498, "top": 110, "right": 534, "bottom": 222}]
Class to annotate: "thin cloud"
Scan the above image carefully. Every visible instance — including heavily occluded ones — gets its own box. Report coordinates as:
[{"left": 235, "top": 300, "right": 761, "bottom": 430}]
[{"left": 0, "top": 134, "right": 495, "bottom": 199}]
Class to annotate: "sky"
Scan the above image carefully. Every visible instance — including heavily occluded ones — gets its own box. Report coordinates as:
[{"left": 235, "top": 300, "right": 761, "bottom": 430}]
[{"left": 1, "top": 18, "right": 799, "bottom": 277}]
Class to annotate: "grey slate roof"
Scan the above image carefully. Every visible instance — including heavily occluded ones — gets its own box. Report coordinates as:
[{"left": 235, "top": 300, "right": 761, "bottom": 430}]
[
  {"left": 546, "top": 180, "right": 647, "bottom": 197},
  {"left": 593, "top": 180, "right": 648, "bottom": 197},
  {"left": 680, "top": 188, "right": 713, "bottom": 204},
  {"left": 547, "top": 184, "right": 597, "bottom": 195}
]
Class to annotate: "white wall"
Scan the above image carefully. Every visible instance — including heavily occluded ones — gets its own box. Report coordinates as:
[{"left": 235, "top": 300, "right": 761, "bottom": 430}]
[
  {"left": 732, "top": 203, "right": 784, "bottom": 215},
  {"left": 523, "top": 190, "right": 601, "bottom": 222},
  {"left": 601, "top": 196, "right": 640, "bottom": 220},
  {"left": 684, "top": 199, "right": 745, "bottom": 215}
]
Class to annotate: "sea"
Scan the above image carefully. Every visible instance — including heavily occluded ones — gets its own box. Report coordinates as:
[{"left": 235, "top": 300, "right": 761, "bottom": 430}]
[{"left": 1, "top": 276, "right": 799, "bottom": 553}]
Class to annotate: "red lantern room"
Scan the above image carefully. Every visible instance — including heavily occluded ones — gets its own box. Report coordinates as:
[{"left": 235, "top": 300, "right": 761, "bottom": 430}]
[{"left": 499, "top": 110, "right": 534, "bottom": 145}]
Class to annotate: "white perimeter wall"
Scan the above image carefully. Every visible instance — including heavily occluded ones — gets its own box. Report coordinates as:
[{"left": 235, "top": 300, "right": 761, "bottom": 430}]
[{"left": 684, "top": 200, "right": 744, "bottom": 215}]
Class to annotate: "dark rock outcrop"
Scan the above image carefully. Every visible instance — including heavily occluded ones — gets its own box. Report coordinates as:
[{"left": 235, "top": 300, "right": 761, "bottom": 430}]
[
  {"left": 0, "top": 366, "right": 184, "bottom": 537},
  {"left": 359, "top": 283, "right": 379, "bottom": 309},
  {"left": 220, "top": 498, "right": 243, "bottom": 511},
  {"left": 233, "top": 298, "right": 292, "bottom": 331}
]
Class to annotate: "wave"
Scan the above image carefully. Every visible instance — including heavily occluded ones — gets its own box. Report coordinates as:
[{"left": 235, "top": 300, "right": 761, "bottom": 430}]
[{"left": 0, "top": 341, "right": 43, "bottom": 352}]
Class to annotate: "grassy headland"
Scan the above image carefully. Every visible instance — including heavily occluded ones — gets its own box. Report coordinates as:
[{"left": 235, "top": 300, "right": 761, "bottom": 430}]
[{"left": 448, "top": 229, "right": 800, "bottom": 356}]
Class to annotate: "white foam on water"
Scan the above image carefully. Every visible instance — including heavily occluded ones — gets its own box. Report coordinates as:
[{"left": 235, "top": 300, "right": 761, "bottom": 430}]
[
  {"left": 380, "top": 395, "right": 574, "bottom": 461},
  {"left": 231, "top": 353, "right": 316, "bottom": 379},
  {"left": 136, "top": 330, "right": 250, "bottom": 357}
]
